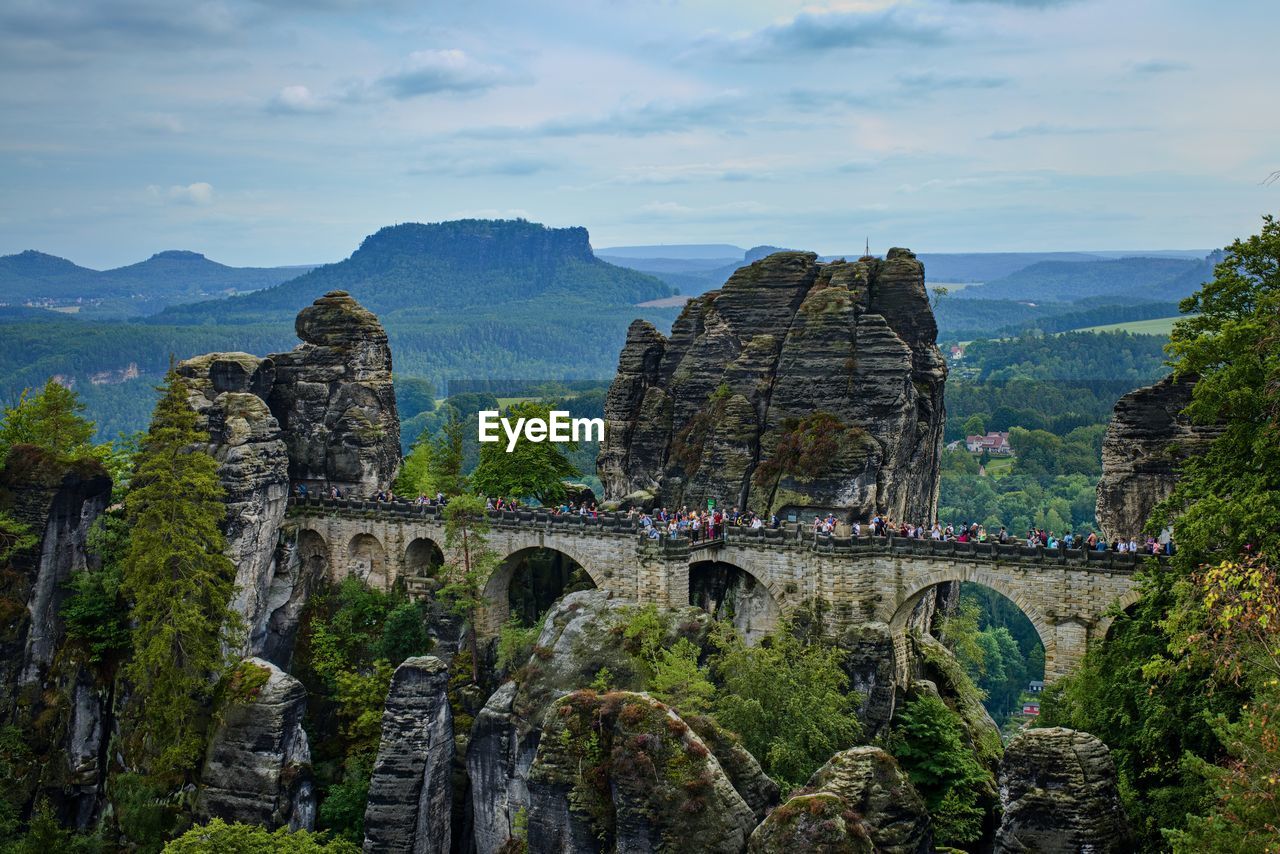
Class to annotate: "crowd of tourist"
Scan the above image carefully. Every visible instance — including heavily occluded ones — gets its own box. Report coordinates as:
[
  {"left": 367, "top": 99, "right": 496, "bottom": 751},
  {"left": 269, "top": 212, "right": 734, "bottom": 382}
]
[{"left": 293, "top": 482, "right": 1169, "bottom": 555}]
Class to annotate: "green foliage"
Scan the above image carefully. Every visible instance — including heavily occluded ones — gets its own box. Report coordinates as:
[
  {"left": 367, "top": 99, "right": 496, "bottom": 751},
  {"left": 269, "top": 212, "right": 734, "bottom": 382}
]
[
  {"left": 941, "top": 592, "right": 1039, "bottom": 721},
  {"left": 316, "top": 753, "right": 374, "bottom": 844},
  {"left": 752, "top": 411, "right": 857, "bottom": 492},
  {"left": 0, "top": 379, "right": 96, "bottom": 465},
  {"left": 888, "top": 694, "right": 991, "bottom": 847},
  {"left": 109, "top": 772, "right": 187, "bottom": 852},
  {"left": 119, "top": 371, "right": 239, "bottom": 779},
  {"left": 496, "top": 614, "right": 544, "bottom": 673},
  {"left": 471, "top": 401, "right": 579, "bottom": 505},
  {"left": 1154, "top": 214, "right": 1280, "bottom": 563},
  {"left": 392, "top": 430, "right": 434, "bottom": 497},
  {"left": 374, "top": 600, "right": 433, "bottom": 664},
  {"left": 438, "top": 494, "right": 500, "bottom": 684},
  {"left": 1039, "top": 564, "right": 1243, "bottom": 849},
  {"left": 292, "top": 576, "right": 428, "bottom": 841},
  {"left": 712, "top": 623, "right": 861, "bottom": 790},
  {"left": 0, "top": 798, "right": 103, "bottom": 854},
  {"left": 649, "top": 638, "right": 715, "bottom": 715},
  {"left": 163, "top": 819, "right": 358, "bottom": 853},
  {"left": 61, "top": 510, "right": 132, "bottom": 667},
  {"left": 333, "top": 661, "right": 395, "bottom": 754},
  {"left": 0, "top": 514, "right": 35, "bottom": 566},
  {"left": 428, "top": 412, "right": 467, "bottom": 498}
]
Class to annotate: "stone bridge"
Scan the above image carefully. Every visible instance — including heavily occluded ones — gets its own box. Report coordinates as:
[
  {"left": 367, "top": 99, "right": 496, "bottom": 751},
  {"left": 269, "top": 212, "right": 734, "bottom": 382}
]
[{"left": 285, "top": 497, "right": 1149, "bottom": 681}]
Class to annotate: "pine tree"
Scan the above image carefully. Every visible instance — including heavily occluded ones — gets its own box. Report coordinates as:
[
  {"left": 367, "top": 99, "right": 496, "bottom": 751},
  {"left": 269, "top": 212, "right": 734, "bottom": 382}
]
[
  {"left": 0, "top": 378, "right": 96, "bottom": 464},
  {"left": 120, "top": 371, "right": 239, "bottom": 780},
  {"left": 428, "top": 412, "right": 467, "bottom": 497},
  {"left": 437, "top": 494, "right": 499, "bottom": 683},
  {"left": 393, "top": 431, "right": 434, "bottom": 497}
]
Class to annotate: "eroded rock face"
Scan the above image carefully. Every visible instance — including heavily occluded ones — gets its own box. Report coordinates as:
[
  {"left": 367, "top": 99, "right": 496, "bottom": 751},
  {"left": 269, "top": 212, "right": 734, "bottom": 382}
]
[
  {"left": 598, "top": 250, "right": 946, "bottom": 521},
  {"left": 198, "top": 658, "right": 315, "bottom": 831},
  {"left": 1096, "top": 374, "right": 1219, "bottom": 539},
  {"left": 176, "top": 353, "right": 291, "bottom": 656},
  {"left": 528, "top": 691, "right": 758, "bottom": 854},
  {"left": 363, "top": 656, "right": 453, "bottom": 854},
  {"left": 175, "top": 291, "right": 400, "bottom": 656},
  {"left": 468, "top": 590, "right": 777, "bottom": 853},
  {"left": 268, "top": 290, "right": 400, "bottom": 497},
  {"left": 995, "top": 727, "right": 1130, "bottom": 854},
  {"left": 0, "top": 448, "right": 112, "bottom": 826},
  {"left": 749, "top": 746, "right": 931, "bottom": 854}
]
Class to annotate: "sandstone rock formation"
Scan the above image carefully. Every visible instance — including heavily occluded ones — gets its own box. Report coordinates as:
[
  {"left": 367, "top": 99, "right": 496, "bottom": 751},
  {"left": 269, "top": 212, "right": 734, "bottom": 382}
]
[
  {"left": 468, "top": 590, "right": 777, "bottom": 854},
  {"left": 197, "top": 658, "right": 315, "bottom": 831},
  {"left": 528, "top": 691, "right": 759, "bottom": 854},
  {"left": 748, "top": 746, "right": 931, "bottom": 854},
  {"left": 175, "top": 291, "right": 400, "bottom": 658},
  {"left": 176, "top": 353, "right": 291, "bottom": 656},
  {"left": 269, "top": 290, "right": 400, "bottom": 496},
  {"left": 995, "top": 727, "right": 1130, "bottom": 853},
  {"left": 598, "top": 249, "right": 946, "bottom": 522},
  {"left": 0, "top": 447, "right": 113, "bottom": 827},
  {"left": 1096, "top": 374, "right": 1220, "bottom": 539},
  {"left": 363, "top": 656, "right": 454, "bottom": 854}
]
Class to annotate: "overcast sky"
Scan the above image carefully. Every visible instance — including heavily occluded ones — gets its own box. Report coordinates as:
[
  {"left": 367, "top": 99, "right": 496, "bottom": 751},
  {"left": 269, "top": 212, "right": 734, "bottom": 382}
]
[{"left": 1, "top": 0, "right": 1276, "bottom": 267}]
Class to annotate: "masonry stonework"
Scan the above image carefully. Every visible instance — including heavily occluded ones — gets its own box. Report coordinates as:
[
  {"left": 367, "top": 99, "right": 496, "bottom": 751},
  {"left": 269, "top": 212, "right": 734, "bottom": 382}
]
[{"left": 286, "top": 499, "right": 1141, "bottom": 682}]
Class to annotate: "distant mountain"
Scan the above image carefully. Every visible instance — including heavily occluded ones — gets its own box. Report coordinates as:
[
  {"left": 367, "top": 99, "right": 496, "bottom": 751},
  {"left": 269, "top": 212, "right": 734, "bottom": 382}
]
[
  {"left": 0, "top": 248, "right": 313, "bottom": 316},
  {"left": 953, "top": 255, "right": 1216, "bottom": 303},
  {"left": 156, "top": 219, "right": 672, "bottom": 324}
]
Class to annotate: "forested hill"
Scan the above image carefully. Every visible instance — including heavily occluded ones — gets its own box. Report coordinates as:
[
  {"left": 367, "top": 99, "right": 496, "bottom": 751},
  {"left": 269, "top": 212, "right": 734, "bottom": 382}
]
[
  {"left": 0, "top": 249, "right": 312, "bottom": 316},
  {"left": 151, "top": 219, "right": 673, "bottom": 324},
  {"left": 954, "top": 253, "right": 1219, "bottom": 303}
]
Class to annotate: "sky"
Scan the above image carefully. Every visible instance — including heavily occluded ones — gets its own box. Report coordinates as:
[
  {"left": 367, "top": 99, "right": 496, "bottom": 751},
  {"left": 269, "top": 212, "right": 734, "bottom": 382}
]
[{"left": 1, "top": 0, "right": 1277, "bottom": 268}]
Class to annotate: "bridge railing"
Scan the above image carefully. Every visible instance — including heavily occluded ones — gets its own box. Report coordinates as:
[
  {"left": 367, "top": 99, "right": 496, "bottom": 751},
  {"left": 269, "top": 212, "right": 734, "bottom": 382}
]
[
  {"left": 287, "top": 496, "right": 644, "bottom": 535},
  {"left": 719, "top": 526, "right": 1161, "bottom": 570},
  {"left": 288, "top": 497, "right": 1161, "bottom": 570}
]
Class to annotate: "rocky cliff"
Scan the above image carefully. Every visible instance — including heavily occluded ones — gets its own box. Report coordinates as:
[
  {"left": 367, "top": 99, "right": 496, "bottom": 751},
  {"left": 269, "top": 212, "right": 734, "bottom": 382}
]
[
  {"left": 994, "top": 727, "right": 1130, "bottom": 853},
  {"left": 0, "top": 446, "right": 113, "bottom": 827},
  {"left": 598, "top": 250, "right": 946, "bottom": 521},
  {"left": 268, "top": 290, "right": 400, "bottom": 496},
  {"left": 197, "top": 658, "right": 315, "bottom": 831},
  {"left": 175, "top": 290, "right": 400, "bottom": 658},
  {"left": 1095, "top": 374, "right": 1220, "bottom": 539}
]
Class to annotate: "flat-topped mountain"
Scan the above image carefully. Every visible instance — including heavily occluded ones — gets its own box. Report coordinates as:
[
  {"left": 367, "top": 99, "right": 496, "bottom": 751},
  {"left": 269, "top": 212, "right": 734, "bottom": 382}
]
[{"left": 154, "top": 219, "right": 672, "bottom": 324}]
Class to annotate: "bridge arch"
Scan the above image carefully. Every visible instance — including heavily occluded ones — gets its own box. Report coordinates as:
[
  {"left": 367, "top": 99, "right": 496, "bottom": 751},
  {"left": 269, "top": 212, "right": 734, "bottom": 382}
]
[
  {"left": 1095, "top": 589, "right": 1144, "bottom": 642},
  {"left": 295, "top": 528, "right": 330, "bottom": 580},
  {"left": 346, "top": 533, "right": 389, "bottom": 591},
  {"left": 889, "top": 568, "right": 1059, "bottom": 680},
  {"left": 479, "top": 545, "right": 603, "bottom": 636},
  {"left": 689, "top": 558, "right": 782, "bottom": 644},
  {"left": 404, "top": 537, "right": 444, "bottom": 580}
]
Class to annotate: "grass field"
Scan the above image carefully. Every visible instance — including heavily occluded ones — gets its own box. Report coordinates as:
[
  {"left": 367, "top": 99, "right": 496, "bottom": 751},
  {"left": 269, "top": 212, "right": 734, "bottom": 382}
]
[
  {"left": 982, "top": 456, "right": 1016, "bottom": 478},
  {"left": 1073, "top": 316, "right": 1184, "bottom": 336}
]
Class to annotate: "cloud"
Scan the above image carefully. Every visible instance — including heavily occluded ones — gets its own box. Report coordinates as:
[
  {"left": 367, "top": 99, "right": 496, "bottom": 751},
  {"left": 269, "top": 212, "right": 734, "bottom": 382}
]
[
  {"left": 408, "top": 156, "right": 555, "bottom": 177},
  {"left": 267, "top": 84, "right": 331, "bottom": 114},
  {"left": 1129, "top": 59, "right": 1190, "bottom": 75},
  {"left": 948, "top": 0, "right": 1078, "bottom": 7},
  {"left": 148, "top": 182, "right": 215, "bottom": 205},
  {"left": 375, "top": 49, "right": 516, "bottom": 99},
  {"left": 986, "top": 122, "right": 1109, "bottom": 140},
  {"left": 601, "top": 161, "right": 771, "bottom": 186},
  {"left": 459, "top": 93, "right": 745, "bottom": 140},
  {"left": 895, "top": 71, "right": 1012, "bottom": 92},
  {"left": 634, "top": 200, "right": 772, "bottom": 222},
  {"left": 688, "top": 5, "right": 948, "bottom": 62},
  {"left": 0, "top": 0, "right": 240, "bottom": 54},
  {"left": 134, "top": 113, "right": 187, "bottom": 134}
]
